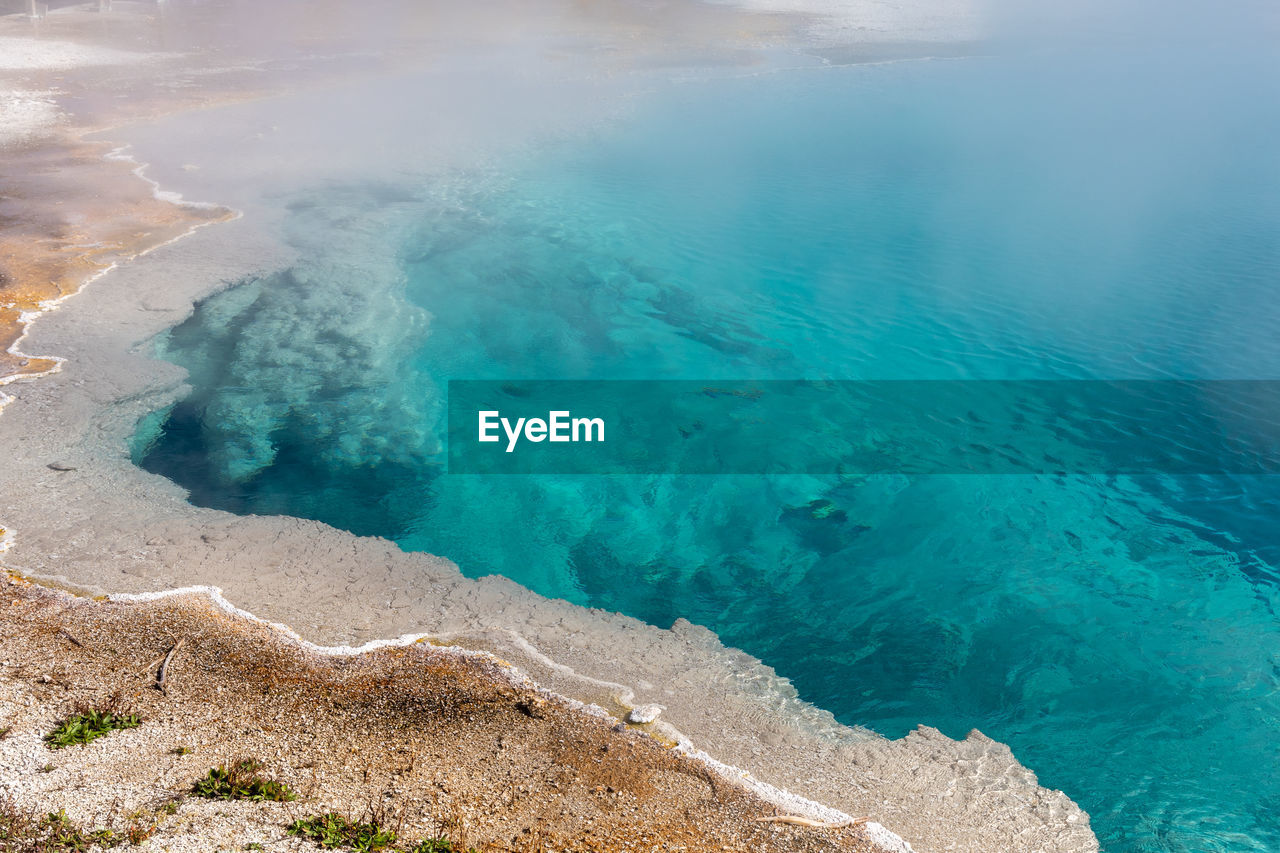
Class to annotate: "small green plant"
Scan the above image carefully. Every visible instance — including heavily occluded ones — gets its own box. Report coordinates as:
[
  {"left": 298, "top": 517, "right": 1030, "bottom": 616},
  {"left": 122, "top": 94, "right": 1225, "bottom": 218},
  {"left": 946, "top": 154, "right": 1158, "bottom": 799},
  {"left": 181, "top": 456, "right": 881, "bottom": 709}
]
[
  {"left": 45, "top": 707, "right": 141, "bottom": 749},
  {"left": 0, "top": 800, "right": 128, "bottom": 851},
  {"left": 157, "top": 799, "right": 182, "bottom": 816},
  {"left": 171, "top": 746, "right": 192, "bottom": 756},
  {"left": 40, "top": 810, "right": 91, "bottom": 849},
  {"left": 0, "top": 726, "right": 11, "bottom": 740},
  {"left": 193, "top": 760, "right": 296, "bottom": 802},
  {"left": 406, "top": 841, "right": 477, "bottom": 853},
  {"left": 39, "top": 762, "right": 55, "bottom": 773},
  {"left": 286, "top": 813, "right": 397, "bottom": 852},
  {"left": 89, "top": 828, "right": 119, "bottom": 846},
  {"left": 244, "top": 844, "right": 264, "bottom": 851},
  {"left": 125, "top": 821, "right": 156, "bottom": 845},
  {"left": 0, "top": 799, "right": 39, "bottom": 850}
]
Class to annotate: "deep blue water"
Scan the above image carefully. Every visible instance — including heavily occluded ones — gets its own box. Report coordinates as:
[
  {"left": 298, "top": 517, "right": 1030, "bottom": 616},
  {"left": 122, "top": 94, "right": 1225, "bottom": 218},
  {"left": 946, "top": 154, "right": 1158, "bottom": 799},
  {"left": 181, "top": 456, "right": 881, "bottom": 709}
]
[{"left": 136, "top": 47, "right": 1280, "bottom": 852}]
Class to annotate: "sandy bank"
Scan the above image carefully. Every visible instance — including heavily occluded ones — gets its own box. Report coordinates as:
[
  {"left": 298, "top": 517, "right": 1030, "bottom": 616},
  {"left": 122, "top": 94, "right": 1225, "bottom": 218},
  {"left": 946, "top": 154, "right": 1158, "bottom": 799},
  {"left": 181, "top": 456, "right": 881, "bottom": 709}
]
[{"left": 0, "top": 576, "right": 893, "bottom": 852}]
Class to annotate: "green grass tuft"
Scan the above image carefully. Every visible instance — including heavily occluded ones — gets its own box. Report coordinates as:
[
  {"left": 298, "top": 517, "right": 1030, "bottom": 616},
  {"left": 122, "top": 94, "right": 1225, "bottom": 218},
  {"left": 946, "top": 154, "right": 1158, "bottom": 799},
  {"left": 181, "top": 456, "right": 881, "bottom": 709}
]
[
  {"left": 39, "top": 810, "right": 94, "bottom": 849},
  {"left": 192, "top": 760, "right": 296, "bottom": 802},
  {"left": 286, "top": 813, "right": 397, "bottom": 852},
  {"left": 89, "top": 828, "right": 119, "bottom": 846},
  {"left": 0, "top": 806, "right": 114, "bottom": 851},
  {"left": 0, "top": 799, "right": 167, "bottom": 851},
  {"left": 44, "top": 708, "right": 140, "bottom": 750},
  {"left": 283, "top": 813, "right": 477, "bottom": 853},
  {"left": 404, "top": 841, "right": 477, "bottom": 853}
]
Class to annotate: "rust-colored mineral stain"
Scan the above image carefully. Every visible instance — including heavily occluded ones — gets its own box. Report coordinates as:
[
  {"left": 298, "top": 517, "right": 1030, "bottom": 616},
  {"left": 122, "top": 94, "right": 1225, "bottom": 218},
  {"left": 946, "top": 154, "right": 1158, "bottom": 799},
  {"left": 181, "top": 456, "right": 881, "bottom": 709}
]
[{"left": 0, "top": 136, "right": 232, "bottom": 384}]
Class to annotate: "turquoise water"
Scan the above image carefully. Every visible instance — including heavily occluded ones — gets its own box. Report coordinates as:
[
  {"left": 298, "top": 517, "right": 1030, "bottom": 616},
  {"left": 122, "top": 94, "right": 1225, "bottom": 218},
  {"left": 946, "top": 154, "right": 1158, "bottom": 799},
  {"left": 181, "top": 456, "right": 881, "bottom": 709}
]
[{"left": 136, "top": 47, "right": 1280, "bottom": 852}]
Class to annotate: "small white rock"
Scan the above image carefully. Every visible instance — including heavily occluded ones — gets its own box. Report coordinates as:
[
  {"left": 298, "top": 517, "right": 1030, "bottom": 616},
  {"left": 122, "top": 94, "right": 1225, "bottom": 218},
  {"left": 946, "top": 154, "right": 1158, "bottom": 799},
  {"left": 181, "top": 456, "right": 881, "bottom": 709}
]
[{"left": 626, "top": 704, "right": 664, "bottom": 724}]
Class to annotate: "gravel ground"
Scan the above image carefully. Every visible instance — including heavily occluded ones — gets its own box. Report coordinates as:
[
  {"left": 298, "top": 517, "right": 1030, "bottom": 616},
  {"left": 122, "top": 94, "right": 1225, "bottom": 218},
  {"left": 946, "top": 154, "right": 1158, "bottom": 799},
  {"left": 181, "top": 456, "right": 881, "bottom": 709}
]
[{"left": 0, "top": 575, "right": 885, "bottom": 853}]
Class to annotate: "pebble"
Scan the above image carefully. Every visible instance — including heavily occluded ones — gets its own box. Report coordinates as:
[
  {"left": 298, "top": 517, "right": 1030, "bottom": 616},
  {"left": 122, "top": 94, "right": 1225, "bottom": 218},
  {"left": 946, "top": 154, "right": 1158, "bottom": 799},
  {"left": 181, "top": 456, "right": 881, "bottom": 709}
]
[{"left": 627, "top": 704, "right": 664, "bottom": 724}]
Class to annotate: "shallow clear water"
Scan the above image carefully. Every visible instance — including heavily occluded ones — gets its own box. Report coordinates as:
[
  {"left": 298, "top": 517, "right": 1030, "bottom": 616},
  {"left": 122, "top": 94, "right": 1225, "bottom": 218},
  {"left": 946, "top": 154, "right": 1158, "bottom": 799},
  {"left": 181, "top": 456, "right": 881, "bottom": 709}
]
[{"left": 137, "top": 48, "right": 1280, "bottom": 851}]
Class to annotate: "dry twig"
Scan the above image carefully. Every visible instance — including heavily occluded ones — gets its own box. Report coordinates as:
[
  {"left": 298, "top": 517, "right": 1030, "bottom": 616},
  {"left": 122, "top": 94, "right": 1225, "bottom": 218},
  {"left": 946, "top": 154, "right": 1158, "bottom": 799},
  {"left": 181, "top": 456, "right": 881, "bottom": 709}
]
[{"left": 156, "top": 639, "right": 184, "bottom": 696}]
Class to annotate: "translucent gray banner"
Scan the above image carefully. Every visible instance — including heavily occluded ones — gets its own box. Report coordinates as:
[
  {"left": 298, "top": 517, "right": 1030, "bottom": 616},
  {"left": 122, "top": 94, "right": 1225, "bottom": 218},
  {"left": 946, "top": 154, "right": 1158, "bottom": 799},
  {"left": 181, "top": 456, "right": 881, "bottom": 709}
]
[{"left": 447, "top": 380, "right": 1280, "bottom": 475}]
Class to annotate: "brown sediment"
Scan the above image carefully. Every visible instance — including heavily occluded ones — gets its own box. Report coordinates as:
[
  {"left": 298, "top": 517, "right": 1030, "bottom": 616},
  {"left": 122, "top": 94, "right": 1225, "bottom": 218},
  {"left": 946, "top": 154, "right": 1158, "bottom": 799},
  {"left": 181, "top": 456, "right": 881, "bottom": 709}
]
[
  {"left": 0, "top": 135, "right": 232, "bottom": 383},
  {"left": 0, "top": 575, "right": 882, "bottom": 852},
  {"left": 0, "top": 1, "right": 430, "bottom": 389},
  {"left": 0, "top": 1, "right": 293, "bottom": 387}
]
